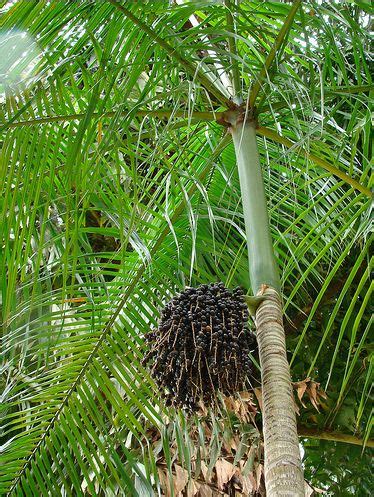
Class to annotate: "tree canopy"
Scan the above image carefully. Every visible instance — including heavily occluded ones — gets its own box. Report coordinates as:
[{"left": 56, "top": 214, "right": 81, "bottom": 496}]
[{"left": 1, "top": 0, "right": 372, "bottom": 495}]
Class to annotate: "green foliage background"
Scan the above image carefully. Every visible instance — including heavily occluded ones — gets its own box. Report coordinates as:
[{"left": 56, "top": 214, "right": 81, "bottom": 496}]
[{"left": 0, "top": 0, "right": 372, "bottom": 495}]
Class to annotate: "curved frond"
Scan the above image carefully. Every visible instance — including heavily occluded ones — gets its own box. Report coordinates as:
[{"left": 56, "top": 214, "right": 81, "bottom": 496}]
[{"left": 1, "top": 0, "right": 372, "bottom": 494}]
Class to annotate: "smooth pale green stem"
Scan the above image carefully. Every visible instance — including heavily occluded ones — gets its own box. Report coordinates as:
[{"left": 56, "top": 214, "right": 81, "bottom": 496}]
[{"left": 230, "top": 120, "right": 280, "bottom": 294}]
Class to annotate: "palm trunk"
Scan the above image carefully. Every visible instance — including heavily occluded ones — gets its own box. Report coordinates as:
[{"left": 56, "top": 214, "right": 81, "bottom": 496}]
[
  {"left": 255, "top": 288, "right": 304, "bottom": 495},
  {"left": 230, "top": 117, "right": 305, "bottom": 496}
]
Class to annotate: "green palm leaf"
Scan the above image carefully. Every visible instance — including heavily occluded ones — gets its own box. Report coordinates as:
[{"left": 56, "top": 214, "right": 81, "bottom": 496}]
[{"left": 1, "top": 0, "right": 372, "bottom": 494}]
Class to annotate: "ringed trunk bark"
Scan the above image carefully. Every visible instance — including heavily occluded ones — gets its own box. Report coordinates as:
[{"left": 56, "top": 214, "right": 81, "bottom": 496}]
[
  {"left": 230, "top": 118, "right": 305, "bottom": 496},
  {"left": 256, "top": 287, "right": 304, "bottom": 496}
]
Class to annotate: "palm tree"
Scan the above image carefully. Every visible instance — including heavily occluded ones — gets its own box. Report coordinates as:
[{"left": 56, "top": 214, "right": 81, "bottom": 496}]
[{"left": 1, "top": 0, "right": 372, "bottom": 495}]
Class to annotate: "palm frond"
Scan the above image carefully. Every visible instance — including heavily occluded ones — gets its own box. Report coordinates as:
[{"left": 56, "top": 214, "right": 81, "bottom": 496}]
[{"left": 1, "top": 0, "right": 372, "bottom": 494}]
